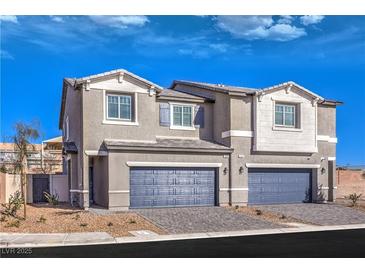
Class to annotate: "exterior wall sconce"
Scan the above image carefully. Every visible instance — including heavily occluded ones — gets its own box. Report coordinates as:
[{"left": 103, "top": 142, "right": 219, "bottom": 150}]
[
  {"left": 239, "top": 166, "right": 244, "bottom": 174},
  {"left": 321, "top": 167, "right": 326, "bottom": 174},
  {"left": 223, "top": 167, "right": 228, "bottom": 175}
]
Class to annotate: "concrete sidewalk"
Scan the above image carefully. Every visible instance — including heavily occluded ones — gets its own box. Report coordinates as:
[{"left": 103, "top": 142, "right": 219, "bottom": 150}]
[{"left": 2, "top": 224, "right": 365, "bottom": 248}]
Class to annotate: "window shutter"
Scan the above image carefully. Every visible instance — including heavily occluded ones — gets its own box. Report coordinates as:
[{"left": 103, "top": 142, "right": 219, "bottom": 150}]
[
  {"left": 194, "top": 105, "right": 204, "bottom": 128},
  {"left": 159, "top": 103, "right": 170, "bottom": 126}
]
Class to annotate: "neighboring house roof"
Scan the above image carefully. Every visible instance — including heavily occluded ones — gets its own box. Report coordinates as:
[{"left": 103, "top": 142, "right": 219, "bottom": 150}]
[
  {"left": 0, "top": 143, "right": 42, "bottom": 151},
  {"left": 171, "top": 80, "right": 258, "bottom": 95},
  {"left": 43, "top": 136, "right": 62, "bottom": 144},
  {"left": 59, "top": 69, "right": 164, "bottom": 129},
  {"left": 104, "top": 138, "right": 233, "bottom": 153},
  {"left": 158, "top": 89, "right": 214, "bottom": 103}
]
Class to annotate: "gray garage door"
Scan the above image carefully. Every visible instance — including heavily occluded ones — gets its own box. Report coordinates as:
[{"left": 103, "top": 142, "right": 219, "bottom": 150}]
[
  {"left": 130, "top": 167, "right": 216, "bottom": 208},
  {"left": 248, "top": 168, "right": 312, "bottom": 205}
]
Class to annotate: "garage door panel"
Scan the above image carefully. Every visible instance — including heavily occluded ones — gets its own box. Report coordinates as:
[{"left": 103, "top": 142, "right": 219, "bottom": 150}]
[
  {"left": 130, "top": 167, "right": 216, "bottom": 208},
  {"left": 248, "top": 168, "right": 312, "bottom": 205}
]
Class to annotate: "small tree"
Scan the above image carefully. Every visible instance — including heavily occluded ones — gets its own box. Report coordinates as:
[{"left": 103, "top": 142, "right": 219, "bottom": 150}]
[{"left": 12, "top": 122, "right": 39, "bottom": 218}]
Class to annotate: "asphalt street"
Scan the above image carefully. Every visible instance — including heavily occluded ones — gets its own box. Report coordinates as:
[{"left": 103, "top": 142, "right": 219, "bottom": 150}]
[{"left": 1, "top": 228, "right": 365, "bottom": 258}]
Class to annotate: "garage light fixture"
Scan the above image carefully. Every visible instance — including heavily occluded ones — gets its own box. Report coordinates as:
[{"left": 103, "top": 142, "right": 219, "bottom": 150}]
[
  {"left": 239, "top": 166, "right": 244, "bottom": 174},
  {"left": 223, "top": 167, "right": 228, "bottom": 175},
  {"left": 321, "top": 167, "right": 326, "bottom": 174}
]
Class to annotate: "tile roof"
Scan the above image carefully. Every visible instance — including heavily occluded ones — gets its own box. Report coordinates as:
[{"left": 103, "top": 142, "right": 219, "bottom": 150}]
[
  {"left": 158, "top": 89, "right": 214, "bottom": 102},
  {"left": 171, "top": 80, "right": 258, "bottom": 94},
  {"left": 104, "top": 138, "right": 232, "bottom": 153}
]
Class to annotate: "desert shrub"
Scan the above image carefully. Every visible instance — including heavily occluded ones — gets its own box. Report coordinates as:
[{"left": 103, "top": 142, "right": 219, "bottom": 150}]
[
  {"left": 80, "top": 223, "right": 88, "bottom": 227},
  {"left": 1, "top": 191, "right": 24, "bottom": 218},
  {"left": 128, "top": 219, "right": 136, "bottom": 224},
  {"left": 279, "top": 214, "right": 286, "bottom": 219},
  {"left": 107, "top": 222, "right": 113, "bottom": 227},
  {"left": 235, "top": 205, "right": 239, "bottom": 210},
  {"left": 255, "top": 209, "right": 263, "bottom": 215},
  {"left": 0, "top": 215, "right": 6, "bottom": 222},
  {"left": 72, "top": 214, "right": 80, "bottom": 220},
  {"left": 37, "top": 215, "right": 47, "bottom": 223},
  {"left": 5, "top": 219, "right": 21, "bottom": 228},
  {"left": 346, "top": 193, "right": 362, "bottom": 207},
  {"left": 44, "top": 191, "right": 59, "bottom": 205}
]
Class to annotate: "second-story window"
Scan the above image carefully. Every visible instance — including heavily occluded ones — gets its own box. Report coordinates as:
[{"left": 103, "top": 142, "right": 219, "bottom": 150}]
[
  {"left": 107, "top": 94, "right": 132, "bottom": 121},
  {"left": 172, "top": 104, "right": 193, "bottom": 128},
  {"left": 275, "top": 103, "right": 296, "bottom": 127}
]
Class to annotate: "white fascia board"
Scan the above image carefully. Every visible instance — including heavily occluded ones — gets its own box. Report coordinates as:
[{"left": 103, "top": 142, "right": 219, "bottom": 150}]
[
  {"left": 328, "top": 157, "right": 336, "bottom": 161},
  {"left": 246, "top": 163, "right": 321, "bottom": 169},
  {"left": 85, "top": 150, "right": 108, "bottom": 156},
  {"left": 220, "top": 188, "right": 249, "bottom": 191},
  {"left": 222, "top": 130, "right": 254, "bottom": 139},
  {"left": 126, "top": 162, "right": 222, "bottom": 167},
  {"left": 317, "top": 135, "right": 338, "bottom": 143}
]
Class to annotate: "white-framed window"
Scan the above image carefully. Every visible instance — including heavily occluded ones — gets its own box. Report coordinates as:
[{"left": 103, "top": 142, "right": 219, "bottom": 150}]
[
  {"left": 170, "top": 103, "right": 195, "bottom": 130},
  {"left": 106, "top": 94, "right": 132, "bottom": 121},
  {"left": 275, "top": 103, "right": 296, "bottom": 127}
]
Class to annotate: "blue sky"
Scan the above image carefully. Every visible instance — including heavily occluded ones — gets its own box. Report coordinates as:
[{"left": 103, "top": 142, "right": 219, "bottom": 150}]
[{"left": 1, "top": 15, "right": 364, "bottom": 165}]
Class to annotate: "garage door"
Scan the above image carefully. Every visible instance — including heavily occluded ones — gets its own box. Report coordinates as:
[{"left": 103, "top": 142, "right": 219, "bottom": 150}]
[
  {"left": 248, "top": 168, "right": 312, "bottom": 205},
  {"left": 130, "top": 167, "right": 216, "bottom": 208}
]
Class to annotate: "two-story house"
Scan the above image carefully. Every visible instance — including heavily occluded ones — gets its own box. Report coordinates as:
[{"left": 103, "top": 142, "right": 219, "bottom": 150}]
[{"left": 59, "top": 69, "right": 342, "bottom": 210}]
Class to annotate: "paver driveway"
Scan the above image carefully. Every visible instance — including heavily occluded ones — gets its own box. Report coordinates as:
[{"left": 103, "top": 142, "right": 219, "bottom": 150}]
[
  {"left": 255, "top": 204, "right": 365, "bottom": 226},
  {"left": 134, "top": 207, "right": 284, "bottom": 234}
]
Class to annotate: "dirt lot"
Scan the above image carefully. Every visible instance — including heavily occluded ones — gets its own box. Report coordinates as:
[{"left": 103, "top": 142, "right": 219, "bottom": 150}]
[
  {"left": 231, "top": 206, "right": 313, "bottom": 225},
  {"left": 0, "top": 204, "right": 165, "bottom": 237}
]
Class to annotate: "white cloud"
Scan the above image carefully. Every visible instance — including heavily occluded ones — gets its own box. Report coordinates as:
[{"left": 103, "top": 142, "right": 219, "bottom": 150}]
[
  {"left": 277, "top": 15, "right": 294, "bottom": 24},
  {"left": 89, "top": 16, "right": 149, "bottom": 29},
  {"left": 0, "top": 15, "right": 18, "bottom": 23},
  {"left": 50, "top": 16, "right": 64, "bottom": 23},
  {"left": 0, "top": 49, "right": 14, "bottom": 60},
  {"left": 208, "top": 43, "right": 229, "bottom": 53},
  {"left": 215, "top": 16, "right": 306, "bottom": 41},
  {"left": 266, "top": 24, "right": 306, "bottom": 41},
  {"left": 300, "top": 15, "right": 325, "bottom": 26}
]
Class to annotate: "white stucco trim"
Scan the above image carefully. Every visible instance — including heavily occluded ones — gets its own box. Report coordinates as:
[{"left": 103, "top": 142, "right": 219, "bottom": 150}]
[
  {"left": 102, "top": 120, "right": 139, "bottom": 126},
  {"left": 70, "top": 189, "right": 89, "bottom": 193},
  {"left": 317, "top": 135, "right": 338, "bottom": 143},
  {"left": 220, "top": 188, "right": 249, "bottom": 191},
  {"left": 85, "top": 150, "right": 108, "bottom": 156},
  {"left": 245, "top": 163, "right": 321, "bottom": 168},
  {"left": 318, "top": 186, "right": 329, "bottom": 190},
  {"left": 109, "top": 190, "right": 130, "bottom": 194},
  {"left": 328, "top": 157, "right": 336, "bottom": 161},
  {"left": 221, "top": 130, "right": 254, "bottom": 139},
  {"left": 156, "top": 135, "right": 199, "bottom": 140},
  {"left": 126, "top": 162, "right": 223, "bottom": 167}
]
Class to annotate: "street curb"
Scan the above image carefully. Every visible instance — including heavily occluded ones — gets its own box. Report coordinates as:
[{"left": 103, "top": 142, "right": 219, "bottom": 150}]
[{"left": 1, "top": 223, "right": 365, "bottom": 248}]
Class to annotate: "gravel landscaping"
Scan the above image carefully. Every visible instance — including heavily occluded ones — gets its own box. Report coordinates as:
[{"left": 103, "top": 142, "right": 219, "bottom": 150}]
[
  {"left": 255, "top": 203, "right": 365, "bottom": 226},
  {"left": 232, "top": 206, "right": 313, "bottom": 225},
  {"left": 134, "top": 207, "right": 285, "bottom": 234},
  {"left": 0, "top": 204, "right": 165, "bottom": 237}
]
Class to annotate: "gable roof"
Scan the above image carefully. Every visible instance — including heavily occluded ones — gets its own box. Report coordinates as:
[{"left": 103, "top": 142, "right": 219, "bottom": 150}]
[
  {"left": 257, "top": 81, "right": 324, "bottom": 100},
  {"left": 74, "top": 69, "right": 163, "bottom": 90},
  {"left": 59, "top": 69, "right": 163, "bottom": 129}
]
